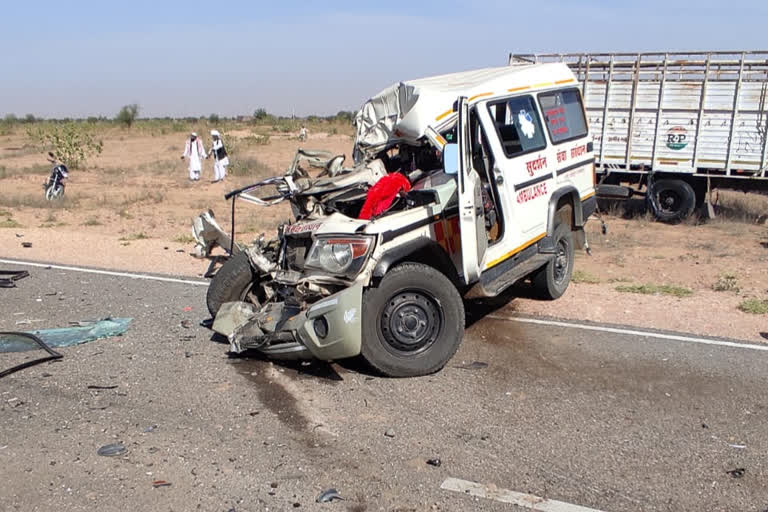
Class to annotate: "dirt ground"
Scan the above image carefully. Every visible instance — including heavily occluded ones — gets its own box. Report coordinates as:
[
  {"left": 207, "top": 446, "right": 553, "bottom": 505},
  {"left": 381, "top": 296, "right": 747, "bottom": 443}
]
[{"left": 1, "top": 126, "right": 767, "bottom": 342}]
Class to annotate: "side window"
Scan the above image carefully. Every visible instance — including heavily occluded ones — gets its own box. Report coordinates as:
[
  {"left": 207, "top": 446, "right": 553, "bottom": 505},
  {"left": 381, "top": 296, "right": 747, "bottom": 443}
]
[
  {"left": 487, "top": 96, "right": 546, "bottom": 158},
  {"left": 538, "top": 89, "right": 588, "bottom": 144}
]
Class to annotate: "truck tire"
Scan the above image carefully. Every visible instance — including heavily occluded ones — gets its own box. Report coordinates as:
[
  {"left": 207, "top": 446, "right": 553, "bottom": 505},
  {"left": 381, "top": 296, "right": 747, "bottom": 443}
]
[
  {"left": 532, "top": 220, "right": 574, "bottom": 300},
  {"left": 206, "top": 252, "right": 259, "bottom": 317},
  {"left": 361, "top": 263, "right": 465, "bottom": 377},
  {"left": 648, "top": 179, "right": 696, "bottom": 223}
]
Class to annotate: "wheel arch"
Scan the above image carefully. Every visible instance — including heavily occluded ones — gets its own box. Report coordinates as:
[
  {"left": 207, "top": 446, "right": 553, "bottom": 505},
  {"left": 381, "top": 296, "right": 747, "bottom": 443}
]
[
  {"left": 547, "top": 186, "right": 582, "bottom": 234},
  {"left": 372, "top": 237, "right": 460, "bottom": 287}
]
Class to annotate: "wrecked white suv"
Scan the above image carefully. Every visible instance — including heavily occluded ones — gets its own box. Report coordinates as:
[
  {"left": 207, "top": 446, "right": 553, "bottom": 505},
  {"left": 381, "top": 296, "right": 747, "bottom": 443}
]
[{"left": 201, "top": 63, "right": 597, "bottom": 377}]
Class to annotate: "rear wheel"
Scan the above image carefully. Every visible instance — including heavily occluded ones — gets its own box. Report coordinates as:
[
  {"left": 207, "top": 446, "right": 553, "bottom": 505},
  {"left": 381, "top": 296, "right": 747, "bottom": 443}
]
[
  {"left": 361, "top": 263, "right": 464, "bottom": 377},
  {"left": 647, "top": 179, "right": 696, "bottom": 222},
  {"left": 532, "top": 211, "right": 574, "bottom": 300},
  {"left": 206, "top": 251, "right": 260, "bottom": 317}
]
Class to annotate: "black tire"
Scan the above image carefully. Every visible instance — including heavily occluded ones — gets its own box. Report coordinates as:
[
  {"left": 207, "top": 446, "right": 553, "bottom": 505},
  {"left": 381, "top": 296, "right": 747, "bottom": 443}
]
[
  {"left": 206, "top": 251, "right": 259, "bottom": 317},
  {"left": 647, "top": 179, "right": 696, "bottom": 223},
  {"left": 532, "top": 217, "right": 574, "bottom": 300},
  {"left": 361, "top": 263, "right": 465, "bottom": 377}
]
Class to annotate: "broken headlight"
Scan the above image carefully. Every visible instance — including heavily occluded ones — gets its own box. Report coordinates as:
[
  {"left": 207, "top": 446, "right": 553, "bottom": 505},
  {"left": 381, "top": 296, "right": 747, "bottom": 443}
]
[{"left": 304, "top": 236, "right": 374, "bottom": 278}]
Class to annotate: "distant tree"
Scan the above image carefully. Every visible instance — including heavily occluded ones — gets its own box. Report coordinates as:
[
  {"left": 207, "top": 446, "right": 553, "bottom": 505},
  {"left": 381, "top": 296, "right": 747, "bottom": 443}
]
[
  {"left": 3, "top": 113, "right": 18, "bottom": 124},
  {"left": 253, "top": 108, "right": 268, "bottom": 121},
  {"left": 335, "top": 110, "right": 354, "bottom": 123},
  {"left": 208, "top": 113, "right": 220, "bottom": 124},
  {"left": 116, "top": 104, "right": 140, "bottom": 127},
  {"left": 24, "top": 114, "right": 36, "bottom": 123}
]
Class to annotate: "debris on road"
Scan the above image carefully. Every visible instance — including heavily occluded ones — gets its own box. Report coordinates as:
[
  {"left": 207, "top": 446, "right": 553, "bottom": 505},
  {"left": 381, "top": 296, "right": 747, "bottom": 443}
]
[
  {"left": 316, "top": 488, "right": 343, "bottom": 503},
  {"left": 384, "top": 429, "right": 396, "bottom": 438},
  {"left": 21, "top": 242, "right": 32, "bottom": 248},
  {"left": 87, "top": 384, "right": 118, "bottom": 390},
  {"left": 97, "top": 443, "right": 127, "bottom": 457},
  {"left": 729, "top": 444, "right": 747, "bottom": 449},
  {"left": 0, "top": 269, "right": 30, "bottom": 288},
  {"left": 0, "top": 318, "right": 132, "bottom": 352},
  {"left": 427, "top": 458, "right": 442, "bottom": 467},
  {"left": 0, "top": 331, "right": 63, "bottom": 378},
  {"left": 152, "top": 480, "right": 171, "bottom": 488},
  {"left": 726, "top": 468, "right": 745, "bottom": 479},
  {"left": 454, "top": 361, "right": 489, "bottom": 370}
]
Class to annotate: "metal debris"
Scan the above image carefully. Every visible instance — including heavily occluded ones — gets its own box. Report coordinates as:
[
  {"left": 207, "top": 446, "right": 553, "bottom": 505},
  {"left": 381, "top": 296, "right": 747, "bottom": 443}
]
[
  {"left": 316, "top": 488, "right": 343, "bottom": 503},
  {"left": 454, "top": 361, "right": 489, "bottom": 370},
  {"left": 97, "top": 443, "right": 127, "bottom": 457},
  {"left": 427, "top": 458, "right": 442, "bottom": 467},
  {"left": 726, "top": 468, "right": 745, "bottom": 479},
  {"left": 0, "top": 270, "right": 30, "bottom": 288}
]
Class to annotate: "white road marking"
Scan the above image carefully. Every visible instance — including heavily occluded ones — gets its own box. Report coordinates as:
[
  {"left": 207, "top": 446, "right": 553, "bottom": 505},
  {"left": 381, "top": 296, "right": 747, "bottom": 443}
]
[
  {"left": 0, "top": 258, "right": 209, "bottom": 286},
  {"left": 441, "top": 477, "right": 605, "bottom": 512},
  {"left": 488, "top": 315, "right": 768, "bottom": 352},
  {"left": 3, "top": 257, "right": 765, "bottom": 354}
]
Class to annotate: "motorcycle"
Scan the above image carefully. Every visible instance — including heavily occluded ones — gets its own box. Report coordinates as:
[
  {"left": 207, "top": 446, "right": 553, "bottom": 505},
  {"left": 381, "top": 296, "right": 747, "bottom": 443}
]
[{"left": 43, "top": 152, "right": 68, "bottom": 201}]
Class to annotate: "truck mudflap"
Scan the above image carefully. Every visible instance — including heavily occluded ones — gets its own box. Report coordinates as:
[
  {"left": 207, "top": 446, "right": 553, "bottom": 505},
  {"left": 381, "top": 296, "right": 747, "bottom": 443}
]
[{"left": 211, "top": 283, "right": 363, "bottom": 361}]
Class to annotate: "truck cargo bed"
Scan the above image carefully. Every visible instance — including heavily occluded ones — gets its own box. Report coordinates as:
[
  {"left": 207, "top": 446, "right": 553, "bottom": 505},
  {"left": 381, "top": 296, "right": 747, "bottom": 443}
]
[{"left": 510, "top": 51, "right": 768, "bottom": 180}]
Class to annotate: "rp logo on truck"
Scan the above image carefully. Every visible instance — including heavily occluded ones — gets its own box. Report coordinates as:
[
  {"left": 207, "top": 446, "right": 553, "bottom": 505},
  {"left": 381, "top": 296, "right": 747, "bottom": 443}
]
[{"left": 666, "top": 126, "right": 688, "bottom": 150}]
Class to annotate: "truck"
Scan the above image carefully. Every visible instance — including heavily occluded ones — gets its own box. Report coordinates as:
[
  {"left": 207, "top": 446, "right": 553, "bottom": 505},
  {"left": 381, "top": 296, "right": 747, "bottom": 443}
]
[
  {"left": 198, "top": 63, "right": 597, "bottom": 377},
  {"left": 509, "top": 51, "right": 768, "bottom": 221}
]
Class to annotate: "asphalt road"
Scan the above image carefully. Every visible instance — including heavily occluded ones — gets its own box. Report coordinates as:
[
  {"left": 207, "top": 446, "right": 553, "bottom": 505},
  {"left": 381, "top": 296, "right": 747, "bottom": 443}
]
[{"left": 1, "top": 261, "right": 767, "bottom": 512}]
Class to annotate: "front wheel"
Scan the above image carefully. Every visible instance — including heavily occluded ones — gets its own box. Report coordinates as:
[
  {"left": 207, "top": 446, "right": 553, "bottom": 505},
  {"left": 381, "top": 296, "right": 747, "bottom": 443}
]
[
  {"left": 45, "top": 183, "right": 64, "bottom": 201},
  {"left": 206, "top": 251, "right": 260, "bottom": 317},
  {"left": 361, "top": 263, "right": 465, "bottom": 377}
]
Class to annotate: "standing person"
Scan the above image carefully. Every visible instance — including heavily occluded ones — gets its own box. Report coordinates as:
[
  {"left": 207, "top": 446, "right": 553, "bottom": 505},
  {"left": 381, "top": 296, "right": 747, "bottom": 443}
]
[
  {"left": 208, "top": 130, "right": 229, "bottom": 182},
  {"left": 299, "top": 125, "right": 308, "bottom": 142},
  {"left": 181, "top": 132, "right": 206, "bottom": 181}
]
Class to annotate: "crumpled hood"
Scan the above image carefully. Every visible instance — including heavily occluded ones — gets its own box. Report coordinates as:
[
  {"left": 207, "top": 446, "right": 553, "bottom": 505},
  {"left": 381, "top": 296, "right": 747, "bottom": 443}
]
[{"left": 283, "top": 213, "right": 369, "bottom": 238}]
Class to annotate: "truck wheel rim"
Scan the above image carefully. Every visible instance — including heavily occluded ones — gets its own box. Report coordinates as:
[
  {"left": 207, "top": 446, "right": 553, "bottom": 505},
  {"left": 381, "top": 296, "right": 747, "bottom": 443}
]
[
  {"left": 657, "top": 190, "right": 681, "bottom": 214},
  {"left": 380, "top": 290, "right": 442, "bottom": 355}
]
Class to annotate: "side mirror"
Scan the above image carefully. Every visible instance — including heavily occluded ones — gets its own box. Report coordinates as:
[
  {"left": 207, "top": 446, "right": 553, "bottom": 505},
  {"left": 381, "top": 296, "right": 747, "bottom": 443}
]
[{"left": 443, "top": 143, "right": 459, "bottom": 175}]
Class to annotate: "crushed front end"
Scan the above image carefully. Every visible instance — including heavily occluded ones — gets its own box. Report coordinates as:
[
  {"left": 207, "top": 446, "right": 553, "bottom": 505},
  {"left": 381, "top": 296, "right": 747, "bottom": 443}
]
[{"left": 212, "top": 217, "right": 373, "bottom": 361}]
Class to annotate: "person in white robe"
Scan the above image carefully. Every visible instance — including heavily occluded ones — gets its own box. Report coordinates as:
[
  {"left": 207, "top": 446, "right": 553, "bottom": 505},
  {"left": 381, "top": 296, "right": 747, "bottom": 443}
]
[
  {"left": 208, "top": 130, "right": 229, "bottom": 182},
  {"left": 181, "top": 132, "right": 206, "bottom": 181}
]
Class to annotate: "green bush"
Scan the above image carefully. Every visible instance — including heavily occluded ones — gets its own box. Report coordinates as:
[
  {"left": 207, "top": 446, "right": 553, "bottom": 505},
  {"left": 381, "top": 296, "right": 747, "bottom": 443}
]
[{"left": 27, "top": 123, "right": 103, "bottom": 168}]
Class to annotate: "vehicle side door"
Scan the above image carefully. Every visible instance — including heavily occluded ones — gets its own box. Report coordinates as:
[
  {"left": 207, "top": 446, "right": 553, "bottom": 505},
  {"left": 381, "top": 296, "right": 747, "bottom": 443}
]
[
  {"left": 452, "top": 96, "right": 487, "bottom": 284},
  {"left": 479, "top": 95, "right": 552, "bottom": 246}
]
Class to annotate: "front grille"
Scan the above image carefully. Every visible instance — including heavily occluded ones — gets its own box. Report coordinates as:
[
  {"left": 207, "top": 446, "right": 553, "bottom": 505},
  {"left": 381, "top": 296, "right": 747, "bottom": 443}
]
[{"left": 284, "top": 236, "right": 312, "bottom": 271}]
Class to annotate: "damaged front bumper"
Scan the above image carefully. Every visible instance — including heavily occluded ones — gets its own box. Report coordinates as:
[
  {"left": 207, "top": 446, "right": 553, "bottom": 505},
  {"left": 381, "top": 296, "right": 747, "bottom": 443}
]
[{"left": 212, "top": 283, "right": 363, "bottom": 361}]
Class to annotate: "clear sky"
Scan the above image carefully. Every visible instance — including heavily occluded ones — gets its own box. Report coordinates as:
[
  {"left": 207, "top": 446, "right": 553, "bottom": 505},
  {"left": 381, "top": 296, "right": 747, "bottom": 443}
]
[{"left": 1, "top": 0, "right": 765, "bottom": 118}]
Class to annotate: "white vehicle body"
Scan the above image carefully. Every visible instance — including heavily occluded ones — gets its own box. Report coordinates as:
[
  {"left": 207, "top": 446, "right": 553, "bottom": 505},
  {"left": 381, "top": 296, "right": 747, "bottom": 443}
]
[{"left": 206, "top": 63, "right": 597, "bottom": 376}]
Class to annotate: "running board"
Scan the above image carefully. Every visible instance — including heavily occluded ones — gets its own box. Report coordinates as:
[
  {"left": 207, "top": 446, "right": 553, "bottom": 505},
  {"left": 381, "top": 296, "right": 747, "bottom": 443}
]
[{"left": 466, "top": 249, "right": 553, "bottom": 298}]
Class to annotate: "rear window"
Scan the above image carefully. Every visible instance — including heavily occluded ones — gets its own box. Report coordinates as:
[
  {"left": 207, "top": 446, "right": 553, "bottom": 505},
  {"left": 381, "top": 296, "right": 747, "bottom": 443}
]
[
  {"left": 487, "top": 95, "right": 547, "bottom": 158},
  {"left": 538, "top": 89, "right": 588, "bottom": 144}
]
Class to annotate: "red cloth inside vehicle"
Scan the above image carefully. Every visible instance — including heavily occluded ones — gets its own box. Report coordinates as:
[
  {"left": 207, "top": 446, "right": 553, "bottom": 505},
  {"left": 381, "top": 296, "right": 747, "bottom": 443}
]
[{"left": 358, "top": 173, "right": 411, "bottom": 220}]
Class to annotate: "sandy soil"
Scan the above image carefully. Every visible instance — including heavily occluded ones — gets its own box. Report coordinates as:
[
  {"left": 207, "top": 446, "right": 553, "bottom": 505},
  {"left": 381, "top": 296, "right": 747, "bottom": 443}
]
[{"left": 1, "top": 127, "right": 767, "bottom": 342}]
